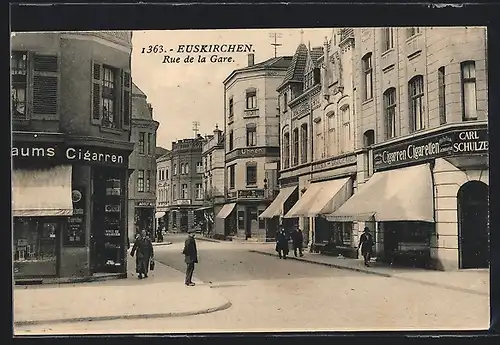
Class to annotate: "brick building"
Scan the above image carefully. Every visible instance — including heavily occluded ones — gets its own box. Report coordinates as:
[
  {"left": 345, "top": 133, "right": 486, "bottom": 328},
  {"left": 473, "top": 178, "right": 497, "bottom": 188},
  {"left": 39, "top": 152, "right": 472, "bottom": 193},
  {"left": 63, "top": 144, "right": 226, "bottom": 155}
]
[
  {"left": 127, "top": 83, "right": 159, "bottom": 242},
  {"left": 219, "top": 54, "right": 292, "bottom": 241},
  {"left": 167, "top": 136, "right": 204, "bottom": 232},
  {"left": 11, "top": 31, "right": 134, "bottom": 282}
]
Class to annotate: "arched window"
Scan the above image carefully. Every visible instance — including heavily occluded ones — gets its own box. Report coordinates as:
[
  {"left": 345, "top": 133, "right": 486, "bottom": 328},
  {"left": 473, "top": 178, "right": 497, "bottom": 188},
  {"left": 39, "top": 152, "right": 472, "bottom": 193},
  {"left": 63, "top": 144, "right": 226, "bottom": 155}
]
[
  {"left": 283, "top": 132, "right": 290, "bottom": 169},
  {"left": 185, "top": 163, "right": 189, "bottom": 174},
  {"left": 300, "top": 124, "right": 308, "bottom": 164},
  {"left": 383, "top": 88, "right": 397, "bottom": 139},
  {"left": 180, "top": 163, "right": 184, "bottom": 174},
  {"left": 292, "top": 128, "right": 299, "bottom": 166},
  {"left": 409, "top": 75, "right": 424, "bottom": 132},
  {"left": 362, "top": 53, "right": 373, "bottom": 100},
  {"left": 326, "top": 112, "right": 337, "bottom": 157},
  {"left": 363, "top": 129, "right": 375, "bottom": 147},
  {"left": 340, "top": 105, "right": 352, "bottom": 153}
]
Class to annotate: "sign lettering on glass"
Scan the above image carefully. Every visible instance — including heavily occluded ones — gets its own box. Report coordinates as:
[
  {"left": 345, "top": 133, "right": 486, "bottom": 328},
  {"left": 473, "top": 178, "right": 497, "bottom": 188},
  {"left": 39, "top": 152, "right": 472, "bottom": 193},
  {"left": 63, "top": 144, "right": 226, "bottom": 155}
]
[
  {"left": 373, "top": 126, "right": 488, "bottom": 169},
  {"left": 65, "top": 188, "right": 86, "bottom": 246}
]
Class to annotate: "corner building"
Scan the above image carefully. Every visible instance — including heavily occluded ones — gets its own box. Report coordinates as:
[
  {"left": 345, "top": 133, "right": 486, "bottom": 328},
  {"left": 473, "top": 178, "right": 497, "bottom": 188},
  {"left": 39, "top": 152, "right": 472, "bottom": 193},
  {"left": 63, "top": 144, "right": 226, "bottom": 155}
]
[
  {"left": 219, "top": 54, "right": 292, "bottom": 241},
  {"left": 127, "top": 83, "right": 159, "bottom": 242},
  {"left": 167, "top": 137, "right": 204, "bottom": 232},
  {"left": 329, "top": 27, "right": 489, "bottom": 270},
  {"left": 11, "top": 31, "right": 134, "bottom": 281}
]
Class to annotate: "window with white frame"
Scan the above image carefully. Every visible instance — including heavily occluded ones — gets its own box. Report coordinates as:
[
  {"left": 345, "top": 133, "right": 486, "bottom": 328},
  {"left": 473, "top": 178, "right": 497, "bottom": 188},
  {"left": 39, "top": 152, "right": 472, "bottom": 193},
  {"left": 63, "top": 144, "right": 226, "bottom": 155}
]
[
  {"left": 314, "top": 119, "right": 323, "bottom": 160},
  {"left": 246, "top": 124, "right": 257, "bottom": 146},
  {"left": 283, "top": 132, "right": 290, "bottom": 169},
  {"left": 102, "top": 66, "right": 117, "bottom": 128},
  {"left": 195, "top": 183, "right": 203, "bottom": 199},
  {"left": 137, "top": 170, "right": 144, "bottom": 192},
  {"left": 362, "top": 53, "right": 373, "bottom": 100},
  {"left": 327, "top": 113, "right": 336, "bottom": 157},
  {"left": 196, "top": 162, "right": 203, "bottom": 173},
  {"left": 341, "top": 106, "right": 352, "bottom": 153},
  {"left": 461, "top": 61, "right": 478, "bottom": 121},
  {"left": 382, "top": 27, "right": 394, "bottom": 51},
  {"left": 138, "top": 132, "right": 145, "bottom": 154},
  {"left": 409, "top": 75, "right": 425, "bottom": 132},
  {"left": 383, "top": 88, "right": 397, "bottom": 139},
  {"left": 181, "top": 184, "right": 188, "bottom": 199}
]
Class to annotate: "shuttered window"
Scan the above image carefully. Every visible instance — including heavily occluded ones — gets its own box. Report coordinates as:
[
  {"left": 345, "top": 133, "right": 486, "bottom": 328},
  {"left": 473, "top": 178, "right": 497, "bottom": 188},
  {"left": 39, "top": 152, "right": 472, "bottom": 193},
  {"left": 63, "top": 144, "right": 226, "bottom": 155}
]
[
  {"left": 92, "top": 63, "right": 102, "bottom": 121},
  {"left": 33, "top": 55, "right": 58, "bottom": 116}
]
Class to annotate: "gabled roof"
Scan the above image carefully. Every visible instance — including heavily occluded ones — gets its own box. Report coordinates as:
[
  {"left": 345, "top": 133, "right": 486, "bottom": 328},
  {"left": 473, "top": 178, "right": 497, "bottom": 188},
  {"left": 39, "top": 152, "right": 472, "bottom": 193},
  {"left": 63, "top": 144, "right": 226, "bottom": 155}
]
[{"left": 223, "top": 56, "right": 292, "bottom": 85}]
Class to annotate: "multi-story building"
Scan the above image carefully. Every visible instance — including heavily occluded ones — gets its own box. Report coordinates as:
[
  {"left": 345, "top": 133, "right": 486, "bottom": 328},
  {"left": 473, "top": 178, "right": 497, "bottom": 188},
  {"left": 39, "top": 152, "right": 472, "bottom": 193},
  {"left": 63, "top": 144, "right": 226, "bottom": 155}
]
[
  {"left": 264, "top": 32, "right": 358, "bottom": 253},
  {"left": 156, "top": 149, "right": 171, "bottom": 232},
  {"left": 127, "top": 83, "right": 159, "bottom": 242},
  {"left": 219, "top": 54, "right": 292, "bottom": 241},
  {"left": 270, "top": 27, "right": 488, "bottom": 271},
  {"left": 11, "top": 31, "right": 134, "bottom": 282},
  {"left": 167, "top": 136, "right": 204, "bottom": 232},
  {"left": 330, "top": 27, "right": 488, "bottom": 271},
  {"left": 201, "top": 125, "right": 225, "bottom": 238}
]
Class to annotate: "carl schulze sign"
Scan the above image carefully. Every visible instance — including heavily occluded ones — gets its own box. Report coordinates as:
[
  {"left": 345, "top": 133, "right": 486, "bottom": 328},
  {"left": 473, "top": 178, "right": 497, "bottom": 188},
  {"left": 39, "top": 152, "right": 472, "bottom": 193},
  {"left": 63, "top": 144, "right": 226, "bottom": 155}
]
[{"left": 373, "top": 126, "right": 488, "bottom": 169}]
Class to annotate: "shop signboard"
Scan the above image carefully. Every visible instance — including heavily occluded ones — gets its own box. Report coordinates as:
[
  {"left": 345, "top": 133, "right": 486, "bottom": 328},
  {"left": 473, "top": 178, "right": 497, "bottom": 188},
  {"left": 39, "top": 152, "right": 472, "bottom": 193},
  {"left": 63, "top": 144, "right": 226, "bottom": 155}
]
[
  {"left": 137, "top": 201, "right": 155, "bottom": 207},
  {"left": 226, "top": 147, "right": 280, "bottom": 161},
  {"left": 312, "top": 154, "right": 357, "bottom": 172},
  {"left": 373, "top": 125, "right": 488, "bottom": 170},
  {"left": 65, "top": 188, "right": 86, "bottom": 246},
  {"left": 11, "top": 142, "right": 129, "bottom": 168},
  {"left": 237, "top": 189, "right": 265, "bottom": 199}
]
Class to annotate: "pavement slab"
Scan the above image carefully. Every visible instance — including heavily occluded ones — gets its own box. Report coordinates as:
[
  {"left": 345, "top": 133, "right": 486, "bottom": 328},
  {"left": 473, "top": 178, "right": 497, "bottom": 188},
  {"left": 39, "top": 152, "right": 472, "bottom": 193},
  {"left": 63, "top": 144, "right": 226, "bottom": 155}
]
[{"left": 13, "top": 254, "right": 231, "bottom": 327}]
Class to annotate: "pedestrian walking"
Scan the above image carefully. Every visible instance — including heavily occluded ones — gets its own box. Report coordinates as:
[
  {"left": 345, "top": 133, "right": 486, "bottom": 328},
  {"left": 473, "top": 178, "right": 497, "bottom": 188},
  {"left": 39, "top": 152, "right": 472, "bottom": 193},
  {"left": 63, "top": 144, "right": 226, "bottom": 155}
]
[
  {"left": 130, "top": 230, "right": 154, "bottom": 279},
  {"left": 291, "top": 225, "right": 304, "bottom": 257},
  {"left": 182, "top": 229, "right": 198, "bottom": 286},
  {"left": 275, "top": 226, "right": 289, "bottom": 259},
  {"left": 358, "top": 227, "right": 374, "bottom": 267}
]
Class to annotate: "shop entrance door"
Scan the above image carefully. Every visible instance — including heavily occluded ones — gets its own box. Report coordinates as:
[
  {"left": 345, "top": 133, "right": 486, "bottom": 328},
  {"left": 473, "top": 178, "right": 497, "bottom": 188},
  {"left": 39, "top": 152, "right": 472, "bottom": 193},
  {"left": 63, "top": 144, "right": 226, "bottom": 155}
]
[
  {"left": 246, "top": 207, "right": 258, "bottom": 239},
  {"left": 458, "top": 181, "right": 489, "bottom": 269},
  {"left": 180, "top": 210, "right": 189, "bottom": 232}
]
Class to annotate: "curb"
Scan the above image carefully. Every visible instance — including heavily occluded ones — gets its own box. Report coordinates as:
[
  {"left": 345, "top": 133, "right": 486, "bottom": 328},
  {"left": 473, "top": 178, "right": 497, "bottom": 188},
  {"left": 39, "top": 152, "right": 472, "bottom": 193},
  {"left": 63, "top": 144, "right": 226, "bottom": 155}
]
[
  {"left": 197, "top": 237, "right": 221, "bottom": 243},
  {"left": 14, "top": 301, "right": 232, "bottom": 327},
  {"left": 15, "top": 273, "right": 125, "bottom": 286},
  {"left": 249, "top": 250, "right": 489, "bottom": 296},
  {"left": 249, "top": 250, "right": 392, "bottom": 278}
]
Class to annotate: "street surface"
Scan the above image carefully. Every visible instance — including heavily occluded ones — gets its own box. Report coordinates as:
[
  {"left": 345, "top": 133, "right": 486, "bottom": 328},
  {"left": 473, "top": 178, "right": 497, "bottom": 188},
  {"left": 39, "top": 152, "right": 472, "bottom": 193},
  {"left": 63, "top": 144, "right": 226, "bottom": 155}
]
[{"left": 16, "top": 234, "right": 489, "bottom": 334}]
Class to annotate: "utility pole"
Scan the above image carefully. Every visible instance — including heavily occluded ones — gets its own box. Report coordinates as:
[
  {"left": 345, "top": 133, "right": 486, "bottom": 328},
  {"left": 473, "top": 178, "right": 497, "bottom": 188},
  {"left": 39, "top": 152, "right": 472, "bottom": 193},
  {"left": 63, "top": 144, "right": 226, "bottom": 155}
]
[
  {"left": 192, "top": 121, "right": 200, "bottom": 138},
  {"left": 269, "top": 32, "right": 282, "bottom": 58}
]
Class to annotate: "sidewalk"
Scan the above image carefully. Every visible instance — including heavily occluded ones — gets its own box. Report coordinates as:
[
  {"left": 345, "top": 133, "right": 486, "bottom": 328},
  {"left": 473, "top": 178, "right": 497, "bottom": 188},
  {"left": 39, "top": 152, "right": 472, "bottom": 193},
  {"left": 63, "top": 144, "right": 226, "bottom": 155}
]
[
  {"left": 13, "top": 255, "right": 231, "bottom": 327},
  {"left": 250, "top": 244, "right": 489, "bottom": 296},
  {"left": 152, "top": 241, "right": 173, "bottom": 246}
]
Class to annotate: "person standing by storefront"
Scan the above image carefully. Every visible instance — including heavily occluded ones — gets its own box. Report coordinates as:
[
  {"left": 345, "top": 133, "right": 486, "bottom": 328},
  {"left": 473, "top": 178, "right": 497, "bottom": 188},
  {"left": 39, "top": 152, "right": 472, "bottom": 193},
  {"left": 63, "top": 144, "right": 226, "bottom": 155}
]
[
  {"left": 291, "top": 225, "right": 304, "bottom": 257},
  {"left": 358, "top": 227, "right": 374, "bottom": 267},
  {"left": 130, "top": 230, "right": 154, "bottom": 279},
  {"left": 182, "top": 229, "right": 198, "bottom": 286},
  {"left": 275, "top": 225, "right": 289, "bottom": 259}
]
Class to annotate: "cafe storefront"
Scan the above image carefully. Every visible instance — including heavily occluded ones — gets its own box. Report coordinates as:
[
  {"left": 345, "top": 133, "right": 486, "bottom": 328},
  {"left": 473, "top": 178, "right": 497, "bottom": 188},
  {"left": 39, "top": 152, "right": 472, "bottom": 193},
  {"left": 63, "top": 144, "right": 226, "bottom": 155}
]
[
  {"left": 327, "top": 121, "right": 489, "bottom": 270},
  {"left": 12, "top": 133, "right": 133, "bottom": 282}
]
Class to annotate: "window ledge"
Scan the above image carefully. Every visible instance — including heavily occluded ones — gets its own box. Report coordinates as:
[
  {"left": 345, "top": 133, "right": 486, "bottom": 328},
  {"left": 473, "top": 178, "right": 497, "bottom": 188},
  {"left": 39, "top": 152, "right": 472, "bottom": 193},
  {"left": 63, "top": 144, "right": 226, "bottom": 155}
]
[
  {"left": 361, "top": 98, "right": 374, "bottom": 106},
  {"left": 381, "top": 48, "right": 395, "bottom": 58},
  {"left": 100, "top": 126, "right": 124, "bottom": 135},
  {"left": 246, "top": 184, "right": 258, "bottom": 188},
  {"left": 228, "top": 119, "right": 234, "bottom": 126},
  {"left": 245, "top": 108, "right": 259, "bottom": 112},
  {"left": 405, "top": 32, "right": 422, "bottom": 44}
]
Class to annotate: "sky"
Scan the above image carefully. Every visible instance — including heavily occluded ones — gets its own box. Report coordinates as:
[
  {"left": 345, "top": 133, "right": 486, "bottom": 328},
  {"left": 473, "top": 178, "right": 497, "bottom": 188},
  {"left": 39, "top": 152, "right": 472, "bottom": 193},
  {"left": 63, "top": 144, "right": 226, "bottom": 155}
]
[{"left": 131, "top": 28, "right": 333, "bottom": 150}]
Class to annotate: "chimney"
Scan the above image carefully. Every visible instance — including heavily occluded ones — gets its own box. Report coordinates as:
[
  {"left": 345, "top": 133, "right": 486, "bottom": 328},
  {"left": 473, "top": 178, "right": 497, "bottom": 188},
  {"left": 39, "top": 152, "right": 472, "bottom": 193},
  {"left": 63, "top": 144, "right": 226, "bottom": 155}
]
[{"left": 248, "top": 53, "right": 255, "bottom": 67}]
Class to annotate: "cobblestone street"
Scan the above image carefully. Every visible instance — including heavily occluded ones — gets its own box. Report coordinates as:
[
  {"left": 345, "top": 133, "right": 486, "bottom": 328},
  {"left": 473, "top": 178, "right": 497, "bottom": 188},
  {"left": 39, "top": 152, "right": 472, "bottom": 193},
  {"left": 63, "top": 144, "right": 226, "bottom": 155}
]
[{"left": 15, "top": 235, "right": 490, "bottom": 335}]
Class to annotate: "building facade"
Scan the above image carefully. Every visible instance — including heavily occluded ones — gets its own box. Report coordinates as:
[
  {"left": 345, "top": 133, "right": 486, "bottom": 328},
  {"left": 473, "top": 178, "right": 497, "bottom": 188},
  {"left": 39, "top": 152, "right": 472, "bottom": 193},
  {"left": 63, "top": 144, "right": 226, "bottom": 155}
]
[
  {"left": 156, "top": 150, "right": 172, "bottom": 232},
  {"left": 127, "top": 83, "right": 159, "bottom": 242},
  {"left": 201, "top": 125, "right": 226, "bottom": 239},
  {"left": 220, "top": 54, "right": 292, "bottom": 241},
  {"left": 167, "top": 136, "right": 204, "bottom": 232},
  {"left": 12, "top": 31, "right": 134, "bottom": 281},
  {"left": 333, "top": 26, "right": 489, "bottom": 270},
  {"left": 266, "top": 31, "right": 358, "bottom": 254}
]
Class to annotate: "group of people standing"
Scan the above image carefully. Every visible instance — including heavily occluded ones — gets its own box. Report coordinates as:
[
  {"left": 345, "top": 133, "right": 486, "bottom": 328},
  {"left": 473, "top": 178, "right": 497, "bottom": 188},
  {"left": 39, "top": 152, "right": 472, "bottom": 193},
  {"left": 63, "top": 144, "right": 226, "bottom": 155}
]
[{"left": 275, "top": 224, "right": 304, "bottom": 260}]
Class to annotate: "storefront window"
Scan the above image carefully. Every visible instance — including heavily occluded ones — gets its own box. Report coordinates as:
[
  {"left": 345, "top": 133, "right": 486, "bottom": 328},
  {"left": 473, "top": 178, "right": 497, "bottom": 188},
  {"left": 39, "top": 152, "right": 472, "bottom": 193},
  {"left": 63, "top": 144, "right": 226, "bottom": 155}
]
[
  {"left": 237, "top": 210, "right": 245, "bottom": 230},
  {"left": 330, "top": 222, "right": 353, "bottom": 247},
  {"left": 13, "top": 218, "right": 58, "bottom": 277}
]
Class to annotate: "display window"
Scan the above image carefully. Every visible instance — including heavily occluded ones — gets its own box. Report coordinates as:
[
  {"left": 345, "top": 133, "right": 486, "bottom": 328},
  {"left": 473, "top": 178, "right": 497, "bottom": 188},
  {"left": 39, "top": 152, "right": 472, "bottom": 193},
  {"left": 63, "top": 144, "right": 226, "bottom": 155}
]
[{"left": 13, "top": 217, "right": 60, "bottom": 277}]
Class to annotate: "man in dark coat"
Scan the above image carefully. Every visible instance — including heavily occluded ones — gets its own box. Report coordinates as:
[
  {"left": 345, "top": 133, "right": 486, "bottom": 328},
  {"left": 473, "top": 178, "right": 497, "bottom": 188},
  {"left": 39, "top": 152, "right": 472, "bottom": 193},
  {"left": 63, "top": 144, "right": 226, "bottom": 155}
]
[
  {"left": 291, "top": 225, "right": 304, "bottom": 257},
  {"left": 358, "top": 227, "right": 374, "bottom": 267},
  {"left": 275, "top": 226, "right": 289, "bottom": 259},
  {"left": 182, "top": 229, "right": 198, "bottom": 286},
  {"left": 130, "top": 230, "right": 154, "bottom": 279}
]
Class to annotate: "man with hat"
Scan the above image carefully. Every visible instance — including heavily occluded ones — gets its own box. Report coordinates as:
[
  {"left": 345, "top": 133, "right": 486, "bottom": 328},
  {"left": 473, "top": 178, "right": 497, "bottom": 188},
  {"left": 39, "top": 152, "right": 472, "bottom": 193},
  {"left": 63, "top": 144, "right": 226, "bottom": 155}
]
[
  {"left": 182, "top": 228, "right": 198, "bottom": 286},
  {"left": 358, "top": 227, "right": 374, "bottom": 267}
]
